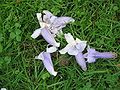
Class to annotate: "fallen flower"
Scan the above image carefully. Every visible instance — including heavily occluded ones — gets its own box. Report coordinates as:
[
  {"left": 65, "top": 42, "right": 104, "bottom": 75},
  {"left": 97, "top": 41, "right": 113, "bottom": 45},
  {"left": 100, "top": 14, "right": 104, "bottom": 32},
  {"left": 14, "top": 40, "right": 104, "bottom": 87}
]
[
  {"left": 31, "top": 27, "right": 60, "bottom": 47},
  {"left": 59, "top": 33, "right": 87, "bottom": 55},
  {"left": 31, "top": 10, "right": 75, "bottom": 39},
  {"left": 41, "top": 27, "right": 60, "bottom": 47},
  {"left": 35, "top": 52, "right": 57, "bottom": 76},
  {"left": 59, "top": 33, "right": 87, "bottom": 71},
  {"left": 75, "top": 53, "right": 87, "bottom": 71},
  {"left": 50, "top": 16, "right": 75, "bottom": 36},
  {"left": 84, "top": 47, "right": 117, "bottom": 63}
]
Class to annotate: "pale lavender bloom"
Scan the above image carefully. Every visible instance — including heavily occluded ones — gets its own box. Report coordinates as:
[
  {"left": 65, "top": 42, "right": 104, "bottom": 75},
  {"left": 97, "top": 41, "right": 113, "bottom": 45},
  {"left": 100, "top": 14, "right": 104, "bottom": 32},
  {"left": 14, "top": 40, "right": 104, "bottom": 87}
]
[
  {"left": 75, "top": 53, "right": 87, "bottom": 71},
  {"left": 50, "top": 17, "right": 75, "bottom": 35},
  {"left": 31, "top": 10, "right": 75, "bottom": 39},
  {"left": 42, "top": 10, "right": 56, "bottom": 24},
  {"left": 35, "top": 52, "right": 57, "bottom": 76},
  {"left": 59, "top": 33, "right": 87, "bottom": 71},
  {"left": 31, "top": 27, "right": 60, "bottom": 47},
  {"left": 43, "top": 10, "right": 75, "bottom": 36},
  {"left": 59, "top": 33, "right": 87, "bottom": 55},
  {"left": 31, "top": 10, "right": 74, "bottom": 48},
  {"left": 84, "top": 47, "right": 117, "bottom": 63},
  {"left": 41, "top": 28, "right": 60, "bottom": 47}
]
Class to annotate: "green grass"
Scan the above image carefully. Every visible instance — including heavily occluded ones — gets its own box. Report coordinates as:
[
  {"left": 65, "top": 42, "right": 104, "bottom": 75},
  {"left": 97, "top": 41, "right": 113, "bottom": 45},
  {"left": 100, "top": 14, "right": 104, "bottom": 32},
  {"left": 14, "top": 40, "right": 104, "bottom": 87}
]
[{"left": 0, "top": 0, "right": 120, "bottom": 90}]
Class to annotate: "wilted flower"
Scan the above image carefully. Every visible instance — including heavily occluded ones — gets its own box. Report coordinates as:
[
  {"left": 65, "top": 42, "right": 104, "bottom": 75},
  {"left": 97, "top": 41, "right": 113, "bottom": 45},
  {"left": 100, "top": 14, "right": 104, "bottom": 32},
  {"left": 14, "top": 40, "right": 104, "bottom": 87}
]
[
  {"left": 31, "top": 27, "right": 60, "bottom": 47},
  {"left": 31, "top": 10, "right": 75, "bottom": 38},
  {"left": 59, "top": 33, "right": 87, "bottom": 71},
  {"left": 31, "top": 10, "right": 74, "bottom": 49},
  {"left": 50, "top": 16, "right": 75, "bottom": 36},
  {"left": 35, "top": 51, "right": 57, "bottom": 76},
  {"left": 35, "top": 43, "right": 58, "bottom": 76},
  {"left": 41, "top": 27, "right": 60, "bottom": 47},
  {"left": 59, "top": 33, "right": 87, "bottom": 55},
  {"left": 31, "top": 10, "right": 118, "bottom": 74},
  {"left": 84, "top": 46, "right": 117, "bottom": 63},
  {"left": 75, "top": 53, "right": 87, "bottom": 71}
]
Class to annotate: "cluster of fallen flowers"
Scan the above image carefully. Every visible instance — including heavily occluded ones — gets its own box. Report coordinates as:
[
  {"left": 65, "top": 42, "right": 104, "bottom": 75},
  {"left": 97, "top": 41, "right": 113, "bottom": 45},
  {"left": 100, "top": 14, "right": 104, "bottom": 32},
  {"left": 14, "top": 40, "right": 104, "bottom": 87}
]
[{"left": 31, "top": 10, "right": 117, "bottom": 76}]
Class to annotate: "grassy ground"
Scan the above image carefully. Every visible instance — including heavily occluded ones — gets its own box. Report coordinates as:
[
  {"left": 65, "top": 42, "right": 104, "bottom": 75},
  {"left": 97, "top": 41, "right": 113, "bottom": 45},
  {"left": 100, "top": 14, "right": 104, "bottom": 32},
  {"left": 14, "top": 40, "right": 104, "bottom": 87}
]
[{"left": 0, "top": 0, "right": 120, "bottom": 90}]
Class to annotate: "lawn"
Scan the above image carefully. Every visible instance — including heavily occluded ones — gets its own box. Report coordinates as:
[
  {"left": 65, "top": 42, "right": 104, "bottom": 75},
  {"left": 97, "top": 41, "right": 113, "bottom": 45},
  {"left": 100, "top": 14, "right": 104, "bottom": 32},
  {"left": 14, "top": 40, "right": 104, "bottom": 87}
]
[{"left": 0, "top": 0, "right": 120, "bottom": 90}]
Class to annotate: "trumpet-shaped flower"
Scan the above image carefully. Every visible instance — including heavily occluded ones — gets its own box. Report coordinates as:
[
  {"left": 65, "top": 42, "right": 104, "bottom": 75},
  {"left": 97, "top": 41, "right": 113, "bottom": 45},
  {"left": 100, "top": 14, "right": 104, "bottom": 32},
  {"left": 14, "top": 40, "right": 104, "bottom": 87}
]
[
  {"left": 31, "top": 10, "right": 75, "bottom": 39},
  {"left": 84, "top": 47, "right": 117, "bottom": 63},
  {"left": 59, "top": 33, "right": 87, "bottom": 55},
  {"left": 59, "top": 33, "right": 87, "bottom": 71},
  {"left": 35, "top": 52, "right": 57, "bottom": 76},
  {"left": 50, "top": 16, "right": 75, "bottom": 36}
]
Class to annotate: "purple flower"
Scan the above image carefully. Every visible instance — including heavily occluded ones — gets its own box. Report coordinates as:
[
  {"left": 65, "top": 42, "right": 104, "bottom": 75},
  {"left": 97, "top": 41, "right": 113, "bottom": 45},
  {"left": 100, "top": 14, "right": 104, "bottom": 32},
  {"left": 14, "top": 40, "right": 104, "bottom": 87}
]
[
  {"left": 84, "top": 47, "right": 117, "bottom": 63},
  {"left": 35, "top": 52, "right": 57, "bottom": 76},
  {"left": 59, "top": 33, "right": 87, "bottom": 55},
  {"left": 75, "top": 53, "right": 87, "bottom": 71},
  {"left": 59, "top": 33, "right": 87, "bottom": 71},
  {"left": 31, "top": 27, "right": 60, "bottom": 47},
  {"left": 41, "top": 28, "right": 60, "bottom": 47},
  {"left": 31, "top": 10, "right": 75, "bottom": 39},
  {"left": 50, "top": 17, "right": 75, "bottom": 36}
]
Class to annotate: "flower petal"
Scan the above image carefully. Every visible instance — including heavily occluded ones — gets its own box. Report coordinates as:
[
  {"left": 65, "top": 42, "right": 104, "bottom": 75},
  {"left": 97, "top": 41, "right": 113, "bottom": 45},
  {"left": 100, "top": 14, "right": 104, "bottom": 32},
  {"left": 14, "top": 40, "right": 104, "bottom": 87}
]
[
  {"left": 87, "top": 48, "right": 117, "bottom": 59},
  {"left": 36, "top": 52, "right": 57, "bottom": 76},
  {"left": 43, "top": 10, "right": 57, "bottom": 24},
  {"left": 36, "top": 13, "right": 45, "bottom": 28},
  {"left": 37, "top": 12, "right": 51, "bottom": 28},
  {"left": 50, "top": 25, "right": 65, "bottom": 36},
  {"left": 43, "top": 14, "right": 51, "bottom": 24},
  {"left": 36, "top": 13, "right": 42, "bottom": 22},
  {"left": 84, "top": 47, "right": 117, "bottom": 63},
  {"left": 43, "top": 10, "right": 53, "bottom": 17},
  {"left": 64, "top": 33, "right": 75, "bottom": 44},
  {"left": 40, "top": 22, "right": 50, "bottom": 28},
  {"left": 42, "top": 52, "right": 53, "bottom": 66},
  {"left": 75, "top": 53, "right": 87, "bottom": 71},
  {"left": 52, "top": 17, "right": 75, "bottom": 28},
  {"left": 95, "top": 52, "right": 117, "bottom": 59},
  {"left": 67, "top": 46, "right": 79, "bottom": 55},
  {"left": 87, "top": 57, "right": 96, "bottom": 63},
  {"left": 46, "top": 45, "right": 58, "bottom": 53},
  {"left": 42, "top": 52, "right": 57, "bottom": 76},
  {"left": 50, "top": 16, "right": 57, "bottom": 23},
  {"left": 41, "top": 28, "right": 60, "bottom": 47},
  {"left": 31, "top": 28, "right": 42, "bottom": 39},
  {"left": 75, "top": 40, "right": 87, "bottom": 52},
  {"left": 50, "top": 17, "right": 74, "bottom": 34},
  {"left": 35, "top": 52, "right": 44, "bottom": 60},
  {"left": 84, "top": 48, "right": 98, "bottom": 63},
  {"left": 50, "top": 28, "right": 60, "bottom": 35},
  {"left": 59, "top": 44, "right": 72, "bottom": 54}
]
